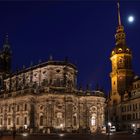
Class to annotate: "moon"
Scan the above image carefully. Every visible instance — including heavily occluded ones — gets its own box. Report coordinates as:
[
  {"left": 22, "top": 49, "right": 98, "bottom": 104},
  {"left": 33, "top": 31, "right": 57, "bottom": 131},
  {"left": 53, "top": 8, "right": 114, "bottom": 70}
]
[{"left": 128, "top": 15, "right": 135, "bottom": 23}]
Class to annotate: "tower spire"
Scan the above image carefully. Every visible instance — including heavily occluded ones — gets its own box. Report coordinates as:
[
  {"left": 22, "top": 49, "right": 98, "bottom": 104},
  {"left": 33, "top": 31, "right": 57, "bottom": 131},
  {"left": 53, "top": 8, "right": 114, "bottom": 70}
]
[
  {"left": 0, "top": 33, "right": 12, "bottom": 73},
  {"left": 3, "top": 33, "right": 10, "bottom": 51},
  {"left": 117, "top": 2, "right": 121, "bottom": 26},
  {"left": 114, "top": 2, "right": 126, "bottom": 46}
]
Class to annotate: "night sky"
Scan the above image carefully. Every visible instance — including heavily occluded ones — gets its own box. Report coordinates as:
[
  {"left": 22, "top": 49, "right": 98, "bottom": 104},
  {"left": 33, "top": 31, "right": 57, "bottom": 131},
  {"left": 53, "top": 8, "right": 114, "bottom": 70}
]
[{"left": 0, "top": 0, "right": 140, "bottom": 93}]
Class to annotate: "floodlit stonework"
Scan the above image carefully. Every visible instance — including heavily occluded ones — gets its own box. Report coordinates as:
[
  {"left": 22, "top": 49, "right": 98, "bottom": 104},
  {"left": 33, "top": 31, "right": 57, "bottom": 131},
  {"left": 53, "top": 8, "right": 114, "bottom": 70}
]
[
  {"left": 108, "top": 3, "right": 140, "bottom": 130},
  {"left": 0, "top": 35, "right": 106, "bottom": 133}
]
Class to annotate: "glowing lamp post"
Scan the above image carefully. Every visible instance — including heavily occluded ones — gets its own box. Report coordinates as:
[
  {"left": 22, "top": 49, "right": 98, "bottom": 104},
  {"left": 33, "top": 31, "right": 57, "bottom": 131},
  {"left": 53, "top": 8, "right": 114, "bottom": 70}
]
[
  {"left": 132, "top": 124, "right": 136, "bottom": 134},
  {"left": 132, "top": 124, "right": 135, "bottom": 127},
  {"left": 132, "top": 124, "right": 136, "bottom": 130},
  {"left": 108, "top": 122, "right": 112, "bottom": 127},
  {"left": 108, "top": 122, "right": 112, "bottom": 135},
  {"left": 60, "top": 123, "right": 64, "bottom": 131},
  {"left": 24, "top": 124, "right": 28, "bottom": 130}
]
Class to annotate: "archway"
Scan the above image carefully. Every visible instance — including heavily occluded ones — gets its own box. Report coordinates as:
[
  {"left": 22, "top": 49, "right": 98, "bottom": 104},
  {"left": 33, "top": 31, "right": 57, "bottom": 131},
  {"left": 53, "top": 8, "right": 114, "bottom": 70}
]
[{"left": 89, "top": 106, "right": 97, "bottom": 133}]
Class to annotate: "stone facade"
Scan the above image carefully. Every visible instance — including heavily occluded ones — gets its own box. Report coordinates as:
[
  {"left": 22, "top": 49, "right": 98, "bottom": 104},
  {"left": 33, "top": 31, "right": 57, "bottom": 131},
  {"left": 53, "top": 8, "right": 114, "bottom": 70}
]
[
  {"left": 0, "top": 36, "right": 106, "bottom": 133},
  {"left": 120, "top": 76, "right": 140, "bottom": 129},
  {"left": 0, "top": 92, "right": 105, "bottom": 133}
]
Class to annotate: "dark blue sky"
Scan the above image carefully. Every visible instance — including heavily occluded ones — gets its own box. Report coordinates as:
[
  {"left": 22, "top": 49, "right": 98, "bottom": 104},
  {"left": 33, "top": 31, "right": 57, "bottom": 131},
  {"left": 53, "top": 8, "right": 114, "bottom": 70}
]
[{"left": 0, "top": 0, "right": 140, "bottom": 93}]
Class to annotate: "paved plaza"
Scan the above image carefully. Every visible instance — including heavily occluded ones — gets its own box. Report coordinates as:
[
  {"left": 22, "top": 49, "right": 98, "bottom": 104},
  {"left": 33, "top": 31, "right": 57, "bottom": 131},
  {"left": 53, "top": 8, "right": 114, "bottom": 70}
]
[{"left": 0, "top": 133, "right": 140, "bottom": 140}]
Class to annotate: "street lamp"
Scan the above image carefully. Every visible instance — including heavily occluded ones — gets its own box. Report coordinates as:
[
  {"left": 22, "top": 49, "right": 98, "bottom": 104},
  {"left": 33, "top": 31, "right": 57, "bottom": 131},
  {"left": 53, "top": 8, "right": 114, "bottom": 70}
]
[
  {"left": 106, "top": 93, "right": 111, "bottom": 133},
  {"left": 108, "top": 122, "right": 112, "bottom": 127},
  {"left": 132, "top": 124, "right": 135, "bottom": 127},
  {"left": 60, "top": 123, "right": 63, "bottom": 128},
  {"left": 24, "top": 124, "right": 28, "bottom": 129},
  {"left": 108, "top": 122, "right": 112, "bottom": 135},
  {"left": 132, "top": 124, "right": 136, "bottom": 135}
]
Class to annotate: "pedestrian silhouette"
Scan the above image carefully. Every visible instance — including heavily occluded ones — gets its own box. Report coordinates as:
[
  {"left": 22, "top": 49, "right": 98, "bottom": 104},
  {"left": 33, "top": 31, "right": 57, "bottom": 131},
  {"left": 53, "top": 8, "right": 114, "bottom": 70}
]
[{"left": 12, "top": 130, "right": 16, "bottom": 140}]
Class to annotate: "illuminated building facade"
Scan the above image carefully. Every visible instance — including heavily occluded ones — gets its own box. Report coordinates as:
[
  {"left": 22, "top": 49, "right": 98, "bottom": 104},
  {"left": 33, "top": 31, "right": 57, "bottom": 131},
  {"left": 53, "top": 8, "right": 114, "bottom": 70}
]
[
  {"left": 108, "top": 3, "right": 140, "bottom": 130},
  {"left": 0, "top": 35, "right": 105, "bottom": 133}
]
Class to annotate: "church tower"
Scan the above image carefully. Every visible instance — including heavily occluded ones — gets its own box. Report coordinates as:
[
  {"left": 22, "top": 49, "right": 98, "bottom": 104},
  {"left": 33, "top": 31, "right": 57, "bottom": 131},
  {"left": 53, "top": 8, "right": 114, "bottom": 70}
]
[
  {"left": 0, "top": 34, "right": 12, "bottom": 90},
  {"left": 0, "top": 34, "right": 12, "bottom": 74},
  {"left": 110, "top": 3, "right": 134, "bottom": 105}
]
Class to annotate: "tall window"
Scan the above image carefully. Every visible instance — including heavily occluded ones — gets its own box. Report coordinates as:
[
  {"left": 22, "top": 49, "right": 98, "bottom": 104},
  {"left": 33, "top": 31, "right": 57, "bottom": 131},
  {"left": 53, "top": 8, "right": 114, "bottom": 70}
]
[
  {"left": 133, "top": 113, "right": 135, "bottom": 119},
  {"left": 24, "top": 117, "right": 27, "bottom": 125},
  {"left": 91, "top": 115, "right": 96, "bottom": 126},
  {"left": 133, "top": 104, "right": 135, "bottom": 111},
  {"left": 113, "top": 81, "right": 115, "bottom": 85},
  {"left": 73, "top": 116, "right": 76, "bottom": 126},
  {"left": 56, "top": 112, "right": 62, "bottom": 127},
  {"left": 40, "top": 116, "right": 43, "bottom": 126},
  {"left": 24, "top": 104, "right": 27, "bottom": 111},
  {"left": 8, "top": 106, "right": 11, "bottom": 112},
  {"left": 17, "top": 105, "right": 20, "bottom": 112},
  {"left": 8, "top": 118, "right": 11, "bottom": 125},
  {"left": 136, "top": 113, "right": 138, "bottom": 119},
  {"left": 0, "top": 108, "right": 3, "bottom": 113},
  {"left": 0, "top": 118, "right": 2, "bottom": 125},
  {"left": 135, "top": 104, "right": 137, "bottom": 110},
  {"left": 16, "top": 117, "right": 19, "bottom": 125}
]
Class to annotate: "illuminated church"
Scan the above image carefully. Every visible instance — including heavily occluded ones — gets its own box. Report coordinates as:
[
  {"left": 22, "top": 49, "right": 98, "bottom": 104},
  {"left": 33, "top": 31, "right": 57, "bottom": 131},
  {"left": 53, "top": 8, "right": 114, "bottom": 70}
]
[
  {"left": 0, "top": 35, "right": 105, "bottom": 133},
  {"left": 108, "top": 3, "right": 140, "bottom": 130}
]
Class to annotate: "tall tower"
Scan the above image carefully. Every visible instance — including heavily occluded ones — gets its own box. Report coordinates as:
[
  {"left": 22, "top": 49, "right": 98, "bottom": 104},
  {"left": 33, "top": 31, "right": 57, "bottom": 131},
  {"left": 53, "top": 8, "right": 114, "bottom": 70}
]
[
  {"left": 0, "top": 34, "right": 12, "bottom": 90},
  {"left": 0, "top": 34, "right": 12, "bottom": 74},
  {"left": 110, "top": 3, "right": 134, "bottom": 105}
]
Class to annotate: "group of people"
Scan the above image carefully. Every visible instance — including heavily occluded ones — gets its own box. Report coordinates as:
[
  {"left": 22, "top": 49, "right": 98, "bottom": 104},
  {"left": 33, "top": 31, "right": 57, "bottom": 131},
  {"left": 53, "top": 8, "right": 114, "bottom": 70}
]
[{"left": 0, "top": 129, "right": 16, "bottom": 139}]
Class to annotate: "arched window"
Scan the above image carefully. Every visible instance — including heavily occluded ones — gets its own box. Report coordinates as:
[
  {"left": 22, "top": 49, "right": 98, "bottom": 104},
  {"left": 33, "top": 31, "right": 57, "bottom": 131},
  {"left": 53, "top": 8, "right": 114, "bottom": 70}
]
[
  {"left": 0, "top": 107, "right": 3, "bottom": 113},
  {"left": 91, "top": 114, "right": 96, "bottom": 126},
  {"left": 56, "top": 112, "right": 63, "bottom": 128},
  {"left": 0, "top": 118, "right": 2, "bottom": 125},
  {"left": 24, "top": 104, "right": 27, "bottom": 111},
  {"left": 40, "top": 105, "right": 43, "bottom": 110},
  {"left": 17, "top": 105, "right": 20, "bottom": 112},
  {"left": 40, "top": 116, "right": 43, "bottom": 126},
  {"left": 8, "top": 106, "right": 11, "bottom": 112},
  {"left": 16, "top": 117, "right": 19, "bottom": 125},
  {"left": 8, "top": 118, "right": 11, "bottom": 125},
  {"left": 73, "top": 116, "right": 76, "bottom": 126},
  {"left": 118, "top": 48, "right": 122, "bottom": 52},
  {"left": 126, "top": 48, "right": 129, "bottom": 52},
  {"left": 24, "top": 117, "right": 27, "bottom": 125}
]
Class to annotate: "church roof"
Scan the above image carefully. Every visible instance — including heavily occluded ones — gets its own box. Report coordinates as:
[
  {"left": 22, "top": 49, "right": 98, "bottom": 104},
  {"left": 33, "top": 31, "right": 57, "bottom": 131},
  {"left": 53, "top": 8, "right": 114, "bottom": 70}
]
[{"left": 9, "top": 60, "right": 77, "bottom": 77}]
